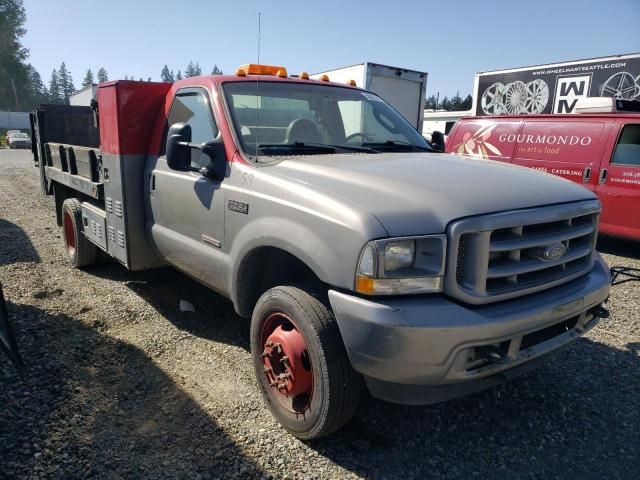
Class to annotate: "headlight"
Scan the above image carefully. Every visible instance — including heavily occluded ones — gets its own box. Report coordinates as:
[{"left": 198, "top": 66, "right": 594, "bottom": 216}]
[{"left": 355, "top": 235, "right": 446, "bottom": 295}]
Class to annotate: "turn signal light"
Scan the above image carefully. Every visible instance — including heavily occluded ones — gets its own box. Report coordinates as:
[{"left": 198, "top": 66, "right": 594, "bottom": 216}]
[{"left": 237, "top": 64, "right": 288, "bottom": 77}]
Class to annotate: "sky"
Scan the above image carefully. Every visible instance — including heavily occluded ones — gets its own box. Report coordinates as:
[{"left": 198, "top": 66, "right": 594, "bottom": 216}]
[{"left": 22, "top": 0, "right": 640, "bottom": 98}]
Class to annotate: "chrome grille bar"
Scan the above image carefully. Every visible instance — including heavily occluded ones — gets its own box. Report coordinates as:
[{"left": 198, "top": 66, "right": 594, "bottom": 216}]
[{"left": 445, "top": 200, "right": 600, "bottom": 305}]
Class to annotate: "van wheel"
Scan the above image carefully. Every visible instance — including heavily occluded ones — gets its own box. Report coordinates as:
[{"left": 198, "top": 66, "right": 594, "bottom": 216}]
[
  {"left": 250, "top": 286, "right": 361, "bottom": 439},
  {"left": 61, "top": 198, "right": 97, "bottom": 268}
]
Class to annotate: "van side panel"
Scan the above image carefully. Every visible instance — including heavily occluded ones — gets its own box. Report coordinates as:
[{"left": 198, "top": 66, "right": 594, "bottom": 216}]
[
  {"left": 446, "top": 119, "right": 521, "bottom": 162},
  {"left": 512, "top": 119, "right": 607, "bottom": 186},
  {"left": 595, "top": 120, "right": 640, "bottom": 240}
]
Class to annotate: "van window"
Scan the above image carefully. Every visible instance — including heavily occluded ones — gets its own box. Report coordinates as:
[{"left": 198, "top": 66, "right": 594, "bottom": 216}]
[
  {"left": 515, "top": 121, "right": 605, "bottom": 165},
  {"left": 612, "top": 124, "right": 640, "bottom": 166}
]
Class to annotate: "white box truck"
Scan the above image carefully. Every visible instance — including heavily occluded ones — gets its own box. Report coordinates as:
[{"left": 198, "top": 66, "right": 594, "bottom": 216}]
[{"left": 311, "top": 62, "right": 428, "bottom": 130}]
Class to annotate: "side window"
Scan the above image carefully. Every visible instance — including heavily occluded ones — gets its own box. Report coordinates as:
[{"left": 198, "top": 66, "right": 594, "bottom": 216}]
[
  {"left": 612, "top": 124, "right": 640, "bottom": 166},
  {"left": 167, "top": 91, "right": 218, "bottom": 168}
]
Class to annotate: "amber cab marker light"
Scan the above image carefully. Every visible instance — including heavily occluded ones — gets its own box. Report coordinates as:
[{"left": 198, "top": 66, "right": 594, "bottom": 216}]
[
  {"left": 299, "top": 71, "right": 310, "bottom": 80},
  {"left": 347, "top": 79, "right": 356, "bottom": 86},
  {"left": 237, "top": 64, "right": 288, "bottom": 77},
  {"left": 236, "top": 68, "right": 247, "bottom": 77},
  {"left": 320, "top": 74, "right": 330, "bottom": 82}
]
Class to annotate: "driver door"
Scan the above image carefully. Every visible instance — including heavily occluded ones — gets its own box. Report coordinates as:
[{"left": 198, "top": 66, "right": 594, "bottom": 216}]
[{"left": 149, "top": 88, "right": 227, "bottom": 290}]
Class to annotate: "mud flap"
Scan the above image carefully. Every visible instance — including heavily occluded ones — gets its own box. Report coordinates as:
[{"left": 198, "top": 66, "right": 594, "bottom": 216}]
[{"left": 0, "top": 283, "right": 25, "bottom": 377}]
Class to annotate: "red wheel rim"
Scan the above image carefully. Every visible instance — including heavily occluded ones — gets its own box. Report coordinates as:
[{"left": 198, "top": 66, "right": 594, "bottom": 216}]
[
  {"left": 260, "top": 312, "right": 313, "bottom": 414},
  {"left": 63, "top": 212, "right": 76, "bottom": 257}
]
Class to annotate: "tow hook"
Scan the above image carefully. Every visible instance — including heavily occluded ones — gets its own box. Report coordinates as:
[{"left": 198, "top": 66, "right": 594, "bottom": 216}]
[
  {"left": 590, "top": 305, "right": 610, "bottom": 319},
  {"left": 477, "top": 345, "right": 509, "bottom": 366}
]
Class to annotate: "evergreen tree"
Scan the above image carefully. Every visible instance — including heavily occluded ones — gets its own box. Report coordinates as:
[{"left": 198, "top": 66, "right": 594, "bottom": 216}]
[
  {"left": 184, "top": 61, "right": 197, "bottom": 78},
  {"left": 24, "top": 64, "right": 47, "bottom": 106},
  {"left": 48, "top": 69, "right": 62, "bottom": 103},
  {"left": 57, "top": 62, "right": 75, "bottom": 101},
  {"left": 211, "top": 64, "right": 223, "bottom": 75},
  {"left": 82, "top": 69, "right": 94, "bottom": 87},
  {"left": 425, "top": 95, "right": 437, "bottom": 110},
  {"left": 0, "top": 0, "right": 30, "bottom": 110},
  {"left": 175, "top": 70, "right": 183, "bottom": 80},
  {"left": 160, "top": 65, "right": 174, "bottom": 82},
  {"left": 97, "top": 67, "right": 108, "bottom": 83},
  {"left": 461, "top": 94, "right": 473, "bottom": 110},
  {"left": 439, "top": 96, "right": 451, "bottom": 111},
  {"left": 450, "top": 91, "right": 463, "bottom": 111}
]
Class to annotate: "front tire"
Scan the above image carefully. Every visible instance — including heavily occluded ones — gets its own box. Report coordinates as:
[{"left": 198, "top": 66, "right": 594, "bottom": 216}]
[
  {"left": 61, "top": 198, "right": 97, "bottom": 268},
  {"left": 250, "top": 286, "right": 361, "bottom": 439}
]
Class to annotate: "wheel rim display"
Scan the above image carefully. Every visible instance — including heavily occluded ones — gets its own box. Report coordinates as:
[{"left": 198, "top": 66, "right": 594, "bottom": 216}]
[
  {"left": 504, "top": 81, "right": 528, "bottom": 114},
  {"left": 63, "top": 212, "right": 76, "bottom": 257},
  {"left": 600, "top": 72, "right": 639, "bottom": 100},
  {"left": 481, "top": 82, "right": 506, "bottom": 115},
  {"left": 260, "top": 312, "right": 313, "bottom": 414},
  {"left": 525, "top": 79, "right": 549, "bottom": 113}
]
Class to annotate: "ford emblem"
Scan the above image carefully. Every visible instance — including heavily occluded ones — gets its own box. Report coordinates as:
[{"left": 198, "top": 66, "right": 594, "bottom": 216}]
[{"left": 541, "top": 243, "right": 567, "bottom": 261}]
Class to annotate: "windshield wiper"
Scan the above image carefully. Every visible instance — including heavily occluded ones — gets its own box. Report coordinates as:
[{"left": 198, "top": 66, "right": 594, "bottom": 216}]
[
  {"left": 362, "top": 140, "right": 433, "bottom": 152},
  {"left": 257, "top": 142, "right": 336, "bottom": 154},
  {"left": 257, "top": 141, "right": 378, "bottom": 155}
]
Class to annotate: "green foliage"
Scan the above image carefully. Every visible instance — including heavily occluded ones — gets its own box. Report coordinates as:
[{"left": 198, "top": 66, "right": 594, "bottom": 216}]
[
  {"left": 97, "top": 67, "right": 108, "bottom": 83},
  {"left": 0, "top": 0, "right": 30, "bottom": 109},
  {"left": 82, "top": 69, "right": 94, "bottom": 87},
  {"left": 184, "top": 61, "right": 202, "bottom": 78},
  {"left": 160, "top": 65, "right": 174, "bottom": 82},
  {"left": 211, "top": 64, "right": 223, "bottom": 75},
  {"left": 426, "top": 92, "right": 473, "bottom": 111},
  {"left": 175, "top": 70, "right": 183, "bottom": 81}
]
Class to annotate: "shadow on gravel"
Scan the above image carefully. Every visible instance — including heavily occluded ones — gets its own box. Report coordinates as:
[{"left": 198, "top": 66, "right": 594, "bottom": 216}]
[
  {"left": 0, "top": 219, "right": 41, "bottom": 265},
  {"left": 0, "top": 300, "right": 263, "bottom": 479},
  {"left": 91, "top": 263, "right": 250, "bottom": 351},
  {"left": 597, "top": 235, "right": 640, "bottom": 260},
  {"left": 309, "top": 338, "right": 640, "bottom": 479},
  {"left": 87, "top": 261, "right": 640, "bottom": 479}
]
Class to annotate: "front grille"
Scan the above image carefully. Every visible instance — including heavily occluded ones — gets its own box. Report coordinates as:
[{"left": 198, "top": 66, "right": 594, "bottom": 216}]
[{"left": 446, "top": 200, "right": 600, "bottom": 304}]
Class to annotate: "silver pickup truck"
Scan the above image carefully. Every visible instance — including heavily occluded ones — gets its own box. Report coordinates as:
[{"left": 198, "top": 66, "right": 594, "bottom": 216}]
[{"left": 30, "top": 65, "right": 611, "bottom": 439}]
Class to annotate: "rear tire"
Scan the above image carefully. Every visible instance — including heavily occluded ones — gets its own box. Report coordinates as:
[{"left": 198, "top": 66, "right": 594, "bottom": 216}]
[
  {"left": 250, "top": 286, "right": 361, "bottom": 439},
  {"left": 61, "top": 198, "right": 97, "bottom": 268}
]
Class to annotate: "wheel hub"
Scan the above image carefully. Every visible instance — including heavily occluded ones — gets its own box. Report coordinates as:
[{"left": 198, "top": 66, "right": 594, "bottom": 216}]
[
  {"left": 63, "top": 212, "right": 76, "bottom": 256},
  {"left": 261, "top": 317, "right": 312, "bottom": 401}
]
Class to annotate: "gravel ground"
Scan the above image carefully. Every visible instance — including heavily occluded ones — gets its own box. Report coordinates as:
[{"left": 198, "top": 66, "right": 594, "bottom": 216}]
[{"left": 0, "top": 150, "right": 639, "bottom": 480}]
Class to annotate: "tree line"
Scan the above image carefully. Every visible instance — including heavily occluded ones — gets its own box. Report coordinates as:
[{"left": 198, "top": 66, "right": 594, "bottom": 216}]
[
  {"left": 1, "top": 1, "right": 225, "bottom": 110},
  {"left": 425, "top": 91, "right": 473, "bottom": 112}
]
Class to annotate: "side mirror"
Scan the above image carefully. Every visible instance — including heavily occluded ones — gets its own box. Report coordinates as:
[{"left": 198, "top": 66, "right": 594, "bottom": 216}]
[
  {"left": 166, "top": 122, "right": 192, "bottom": 171},
  {"left": 199, "top": 141, "right": 227, "bottom": 182},
  {"left": 430, "top": 130, "right": 445, "bottom": 152}
]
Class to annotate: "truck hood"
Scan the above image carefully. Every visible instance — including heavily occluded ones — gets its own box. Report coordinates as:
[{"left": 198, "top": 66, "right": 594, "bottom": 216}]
[{"left": 268, "top": 152, "right": 596, "bottom": 236}]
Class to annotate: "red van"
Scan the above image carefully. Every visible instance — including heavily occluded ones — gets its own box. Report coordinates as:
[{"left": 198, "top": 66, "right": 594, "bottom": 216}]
[{"left": 446, "top": 102, "right": 640, "bottom": 240}]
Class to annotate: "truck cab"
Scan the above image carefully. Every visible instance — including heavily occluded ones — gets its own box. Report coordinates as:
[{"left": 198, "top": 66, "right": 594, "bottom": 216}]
[{"left": 31, "top": 65, "right": 611, "bottom": 439}]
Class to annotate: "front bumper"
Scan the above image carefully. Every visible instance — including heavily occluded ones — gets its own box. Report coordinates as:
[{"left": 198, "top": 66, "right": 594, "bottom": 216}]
[{"left": 328, "top": 253, "right": 611, "bottom": 405}]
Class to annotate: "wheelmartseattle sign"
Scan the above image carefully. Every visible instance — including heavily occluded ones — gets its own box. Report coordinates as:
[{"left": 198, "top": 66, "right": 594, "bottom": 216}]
[{"left": 472, "top": 53, "right": 640, "bottom": 116}]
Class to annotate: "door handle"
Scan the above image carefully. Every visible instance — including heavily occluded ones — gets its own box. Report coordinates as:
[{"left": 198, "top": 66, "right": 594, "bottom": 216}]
[
  {"left": 150, "top": 174, "right": 156, "bottom": 191},
  {"left": 598, "top": 168, "right": 608, "bottom": 185},
  {"left": 583, "top": 167, "right": 591, "bottom": 183}
]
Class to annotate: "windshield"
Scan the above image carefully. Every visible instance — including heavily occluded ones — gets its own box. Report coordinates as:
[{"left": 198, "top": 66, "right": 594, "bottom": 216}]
[
  {"left": 12, "top": 133, "right": 29, "bottom": 139},
  {"left": 222, "top": 81, "right": 432, "bottom": 157}
]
